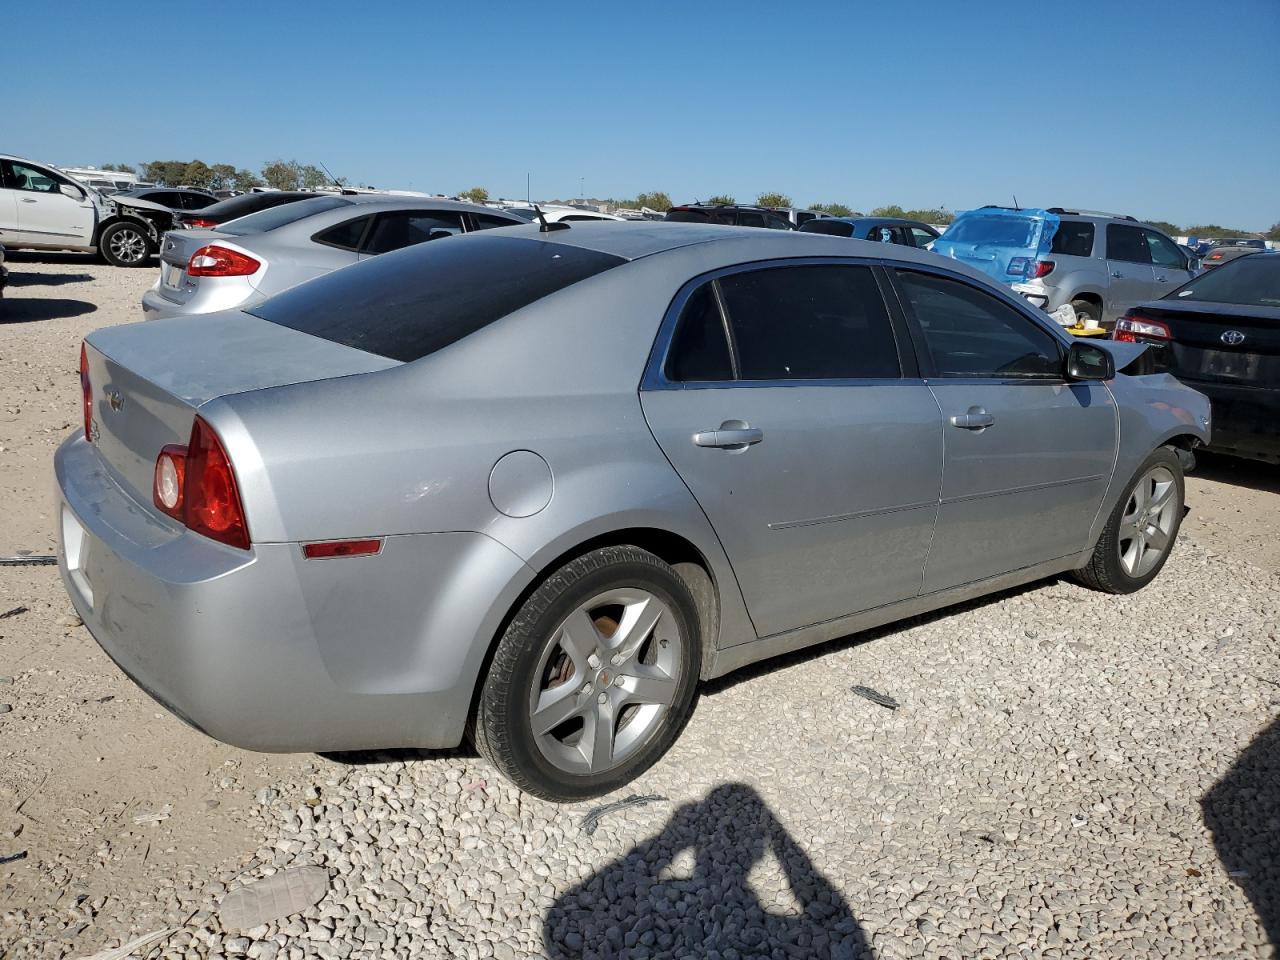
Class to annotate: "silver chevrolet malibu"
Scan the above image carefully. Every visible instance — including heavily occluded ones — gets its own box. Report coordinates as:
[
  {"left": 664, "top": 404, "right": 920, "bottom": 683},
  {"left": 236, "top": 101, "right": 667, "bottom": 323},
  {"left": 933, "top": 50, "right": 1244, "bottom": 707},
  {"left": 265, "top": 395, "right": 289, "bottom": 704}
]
[{"left": 57, "top": 223, "right": 1210, "bottom": 801}]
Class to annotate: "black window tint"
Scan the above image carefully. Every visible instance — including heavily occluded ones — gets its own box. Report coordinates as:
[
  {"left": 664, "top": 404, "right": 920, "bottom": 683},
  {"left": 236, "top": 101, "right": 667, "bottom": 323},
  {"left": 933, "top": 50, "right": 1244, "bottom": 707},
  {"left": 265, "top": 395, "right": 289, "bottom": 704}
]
[
  {"left": 910, "top": 227, "right": 937, "bottom": 248},
  {"left": 736, "top": 210, "right": 767, "bottom": 228},
  {"left": 313, "top": 216, "right": 370, "bottom": 251},
  {"left": 471, "top": 213, "right": 522, "bottom": 230},
  {"left": 363, "top": 211, "right": 464, "bottom": 254},
  {"left": 221, "top": 196, "right": 351, "bottom": 236},
  {"left": 763, "top": 214, "right": 793, "bottom": 230},
  {"left": 1144, "top": 229, "right": 1184, "bottom": 268},
  {"left": 182, "top": 192, "right": 213, "bottom": 209},
  {"left": 799, "top": 220, "right": 855, "bottom": 237},
  {"left": 249, "top": 235, "right": 626, "bottom": 362},
  {"left": 1106, "top": 224, "right": 1150, "bottom": 264},
  {"left": 897, "top": 270, "right": 1061, "bottom": 379},
  {"left": 665, "top": 284, "right": 732, "bottom": 382},
  {"left": 1050, "top": 221, "right": 1095, "bottom": 257},
  {"left": 665, "top": 209, "right": 710, "bottom": 223},
  {"left": 718, "top": 265, "right": 900, "bottom": 380}
]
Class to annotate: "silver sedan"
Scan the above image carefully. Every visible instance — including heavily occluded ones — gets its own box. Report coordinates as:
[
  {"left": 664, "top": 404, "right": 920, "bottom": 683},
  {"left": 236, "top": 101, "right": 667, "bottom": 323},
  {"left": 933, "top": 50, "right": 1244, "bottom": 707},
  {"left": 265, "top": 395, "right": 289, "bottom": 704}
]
[
  {"left": 141, "top": 195, "right": 525, "bottom": 319},
  {"left": 59, "top": 223, "right": 1210, "bottom": 800}
]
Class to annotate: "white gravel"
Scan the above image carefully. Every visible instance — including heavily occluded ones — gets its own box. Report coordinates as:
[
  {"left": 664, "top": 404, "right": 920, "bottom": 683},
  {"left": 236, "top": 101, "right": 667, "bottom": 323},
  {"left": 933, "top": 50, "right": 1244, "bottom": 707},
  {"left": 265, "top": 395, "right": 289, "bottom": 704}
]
[{"left": 1, "top": 258, "right": 1278, "bottom": 959}]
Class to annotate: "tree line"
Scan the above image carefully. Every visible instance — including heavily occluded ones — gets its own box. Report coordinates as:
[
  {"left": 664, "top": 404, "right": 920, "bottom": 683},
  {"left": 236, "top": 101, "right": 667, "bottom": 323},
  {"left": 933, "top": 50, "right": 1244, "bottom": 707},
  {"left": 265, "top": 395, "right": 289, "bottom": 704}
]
[{"left": 101, "top": 159, "right": 349, "bottom": 192}]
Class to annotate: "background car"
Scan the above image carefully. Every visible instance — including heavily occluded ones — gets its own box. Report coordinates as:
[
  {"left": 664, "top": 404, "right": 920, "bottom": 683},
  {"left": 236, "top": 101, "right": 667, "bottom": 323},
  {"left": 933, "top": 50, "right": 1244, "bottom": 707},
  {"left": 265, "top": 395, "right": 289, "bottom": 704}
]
[
  {"left": 172, "top": 191, "right": 315, "bottom": 229},
  {"left": 1114, "top": 252, "right": 1279, "bottom": 463},
  {"left": 933, "top": 206, "right": 1196, "bottom": 328},
  {"left": 799, "top": 216, "right": 939, "bottom": 248},
  {"left": 664, "top": 203, "right": 794, "bottom": 229},
  {"left": 765, "top": 206, "right": 833, "bottom": 228},
  {"left": 499, "top": 205, "right": 623, "bottom": 224},
  {"left": 142, "top": 195, "right": 526, "bottom": 319},
  {"left": 62, "top": 223, "right": 1208, "bottom": 801},
  {"left": 1200, "top": 239, "right": 1267, "bottom": 269}
]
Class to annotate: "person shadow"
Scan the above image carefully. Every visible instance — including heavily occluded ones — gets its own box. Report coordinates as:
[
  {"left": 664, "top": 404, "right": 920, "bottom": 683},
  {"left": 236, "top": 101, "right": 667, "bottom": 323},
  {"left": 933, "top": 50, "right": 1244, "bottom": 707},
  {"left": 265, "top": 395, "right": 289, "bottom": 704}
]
[
  {"left": 1202, "top": 716, "right": 1280, "bottom": 946},
  {"left": 543, "top": 782, "right": 871, "bottom": 959}
]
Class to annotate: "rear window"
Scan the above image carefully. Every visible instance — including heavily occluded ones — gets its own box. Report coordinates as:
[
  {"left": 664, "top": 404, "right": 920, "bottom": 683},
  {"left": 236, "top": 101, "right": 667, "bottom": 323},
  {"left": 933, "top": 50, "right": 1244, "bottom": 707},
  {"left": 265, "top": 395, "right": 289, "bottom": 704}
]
[
  {"left": 248, "top": 235, "right": 627, "bottom": 362},
  {"left": 798, "top": 219, "right": 855, "bottom": 237},
  {"left": 1050, "top": 221, "right": 1095, "bottom": 257},
  {"left": 1170, "top": 255, "right": 1280, "bottom": 307},
  {"left": 198, "top": 193, "right": 309, "bottom": 220},
  {"left": 943, "top": 215, "right": 1038, "bottom": 246},
  {"left": 220, "top": 196, "right": 351, "bottom": 235}
]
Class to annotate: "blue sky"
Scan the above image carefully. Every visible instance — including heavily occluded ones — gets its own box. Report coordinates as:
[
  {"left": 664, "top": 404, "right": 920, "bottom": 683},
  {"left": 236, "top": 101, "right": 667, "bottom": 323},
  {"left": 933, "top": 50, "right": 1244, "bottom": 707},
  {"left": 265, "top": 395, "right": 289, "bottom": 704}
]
[{"left": 11, "top": 1, "right": 1279, "bottom": 229}]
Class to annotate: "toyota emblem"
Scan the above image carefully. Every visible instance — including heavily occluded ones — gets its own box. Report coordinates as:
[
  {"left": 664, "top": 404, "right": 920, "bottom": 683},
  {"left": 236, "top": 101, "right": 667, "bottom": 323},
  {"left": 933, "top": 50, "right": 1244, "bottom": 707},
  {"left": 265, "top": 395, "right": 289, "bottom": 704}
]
[
  {"left": 1221, "top": 330, "right": 1246, "bottom": 346},
  {"left": 105, "top": 387, "right": 125, "bottom": 412}
]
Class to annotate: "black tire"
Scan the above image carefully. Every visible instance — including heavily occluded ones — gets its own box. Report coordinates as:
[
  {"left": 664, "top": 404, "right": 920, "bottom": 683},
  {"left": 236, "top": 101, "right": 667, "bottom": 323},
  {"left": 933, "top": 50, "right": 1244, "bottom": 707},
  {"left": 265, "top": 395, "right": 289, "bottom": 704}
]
[
  {"left": 98, "top": 221, "right": 153, "bottom": 267},
  {"left": 1070, "top": 298, "right": 1102, "bottom": 328},
  {"left": 1075, "top": 446, "right": 1184, "bottom": 594},
  {"left": 474, "top": 545, "right": 701, "bottom": 802}
]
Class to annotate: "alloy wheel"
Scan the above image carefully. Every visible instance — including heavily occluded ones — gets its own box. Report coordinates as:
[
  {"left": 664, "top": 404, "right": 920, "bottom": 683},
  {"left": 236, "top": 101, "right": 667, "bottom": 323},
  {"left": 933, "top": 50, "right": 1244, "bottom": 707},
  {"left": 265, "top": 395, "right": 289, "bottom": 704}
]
[
  {"left": 1118, "top": 465, "right": 1178, "bottom": 578},
  {"left": 528, "top": 588, "right": 683, "bottom": 776},
  {"left": 109, "top": 228, "right": 147, "bottom": 264}
]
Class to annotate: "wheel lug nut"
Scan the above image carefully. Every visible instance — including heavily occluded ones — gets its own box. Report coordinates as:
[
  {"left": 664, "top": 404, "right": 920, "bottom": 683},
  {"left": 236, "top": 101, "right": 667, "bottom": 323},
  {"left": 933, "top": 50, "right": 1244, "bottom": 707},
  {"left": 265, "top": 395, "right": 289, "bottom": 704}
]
[
  {"left": 597, "top": 692, "right": 607, "bottom": 705},
  {"left": 587, "top": 653, "right": 601, "bottom": 669},
  {"left": 614, "top": 674, "right": 626, "bottom": 686},
  {"left": 582, "top": 683, "right": 592, "bottom": 695},
  {"left": 611, "top": 654, "right": 624, "bottom": 666}
]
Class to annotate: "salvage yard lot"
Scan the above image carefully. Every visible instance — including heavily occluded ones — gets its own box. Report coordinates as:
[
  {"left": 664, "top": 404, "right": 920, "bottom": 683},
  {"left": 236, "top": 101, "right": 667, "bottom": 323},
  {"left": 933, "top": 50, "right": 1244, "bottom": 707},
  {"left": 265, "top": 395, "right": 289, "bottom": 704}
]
[{"left": 1, "top": 257, "right": 1279, "bottom": 959}]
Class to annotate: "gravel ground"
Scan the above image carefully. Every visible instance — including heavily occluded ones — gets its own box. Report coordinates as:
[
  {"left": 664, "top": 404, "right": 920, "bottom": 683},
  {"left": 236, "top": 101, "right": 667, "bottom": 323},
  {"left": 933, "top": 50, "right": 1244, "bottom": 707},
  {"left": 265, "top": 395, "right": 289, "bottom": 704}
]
[{"left": 1, "top": 257, "right": 1278, "bottom": 959}]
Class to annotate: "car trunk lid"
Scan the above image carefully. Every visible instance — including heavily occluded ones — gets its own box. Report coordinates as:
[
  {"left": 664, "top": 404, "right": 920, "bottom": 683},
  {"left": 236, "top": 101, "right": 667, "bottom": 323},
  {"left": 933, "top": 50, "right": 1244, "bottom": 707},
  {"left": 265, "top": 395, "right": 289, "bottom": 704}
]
[
  {"left": 155, "top": 228, "right": 239, "bottom": 304},
  {"left": 1140, "top": 300, "right": 1280, "bottom": 385},
  {"left": 83, "top": 311, "right": 399, "bottom": 508}
]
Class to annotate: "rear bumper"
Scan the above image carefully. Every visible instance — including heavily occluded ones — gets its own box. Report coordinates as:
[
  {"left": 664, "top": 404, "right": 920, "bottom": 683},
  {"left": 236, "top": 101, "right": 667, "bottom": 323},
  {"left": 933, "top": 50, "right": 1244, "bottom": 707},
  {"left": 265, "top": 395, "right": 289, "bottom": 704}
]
[
  {"left": 1182, "top": 378, "right": 1280, "bottom": 462},
  {"left": 55, "top": 434, "right": 534, "bottom": 752},
  {"left": 141, "top": 278, "right": 261, "bottom": 321}
]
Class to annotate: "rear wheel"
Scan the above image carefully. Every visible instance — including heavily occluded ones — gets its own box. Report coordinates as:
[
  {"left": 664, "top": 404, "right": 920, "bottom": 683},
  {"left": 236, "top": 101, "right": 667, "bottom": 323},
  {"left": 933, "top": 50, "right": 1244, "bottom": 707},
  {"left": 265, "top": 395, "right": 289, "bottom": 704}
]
[
  {"left": 1070, "top": 298, "right": 1102, "bottom": 328},
  {"left": 474, "top": 546, "right": 701, "bottom": 802},
  {"left": 1075, "top": 447, "right": 1184, "bottom": 593},
  {"left": 99, "top": 221, "right": 153, "bottom": 267}
]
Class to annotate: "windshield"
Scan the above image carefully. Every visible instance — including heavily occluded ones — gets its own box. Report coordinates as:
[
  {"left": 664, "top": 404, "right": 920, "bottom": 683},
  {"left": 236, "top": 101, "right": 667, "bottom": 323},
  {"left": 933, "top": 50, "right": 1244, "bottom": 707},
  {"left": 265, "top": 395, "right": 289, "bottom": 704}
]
[
  {"left": 941, "top": 215, "right": 1038, "bottom": 246},
  {"left": 220, "top": 195, "right": 351, "bottom": 235},
  {"left": 249, "top": 234, "right": 627, "bottom": 361},
  {"left": 1170, "top": 254, "right": 1280, "bottom": 307}
]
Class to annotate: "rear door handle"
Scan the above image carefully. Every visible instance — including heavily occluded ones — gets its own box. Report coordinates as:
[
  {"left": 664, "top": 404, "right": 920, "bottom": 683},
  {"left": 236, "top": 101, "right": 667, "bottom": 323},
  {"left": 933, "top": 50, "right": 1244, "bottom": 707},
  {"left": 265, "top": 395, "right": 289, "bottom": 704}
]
[
  {"left": 19, "top": 198, "right": 37, "bottom": 203},
  {"left": 693, "top": 423, "right": 763, "bottom": 449},
  {"left": 950, "top": 407, "right": 995, "bottom": 430},
  {"left": 1111, "top": 271, "right": 1123, "bottom": 278},
  {"left": 1154, "top": 275, "right": 1167, "bottom": 282}
]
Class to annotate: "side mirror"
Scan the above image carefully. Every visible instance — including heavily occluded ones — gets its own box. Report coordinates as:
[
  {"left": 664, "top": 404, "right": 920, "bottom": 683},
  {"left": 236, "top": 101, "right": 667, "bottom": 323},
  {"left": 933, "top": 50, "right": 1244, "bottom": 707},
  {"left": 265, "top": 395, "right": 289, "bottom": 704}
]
[
  {"left": 1066, "top": 340, "right": 1115, "bottom": 381},
  {"left": 1187, "top": 257, "right": 1201, "bottom": 273},
  {"left": 57, "top": 182, "right": 86, "bottom": 201}
]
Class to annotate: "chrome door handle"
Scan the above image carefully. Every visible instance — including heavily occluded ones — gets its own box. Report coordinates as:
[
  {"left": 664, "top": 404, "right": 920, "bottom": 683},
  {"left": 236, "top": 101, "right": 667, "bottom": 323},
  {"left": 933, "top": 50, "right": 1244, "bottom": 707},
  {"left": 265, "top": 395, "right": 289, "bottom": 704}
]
[
  {"left": 693, "top": 425, "right": 763, "bottom": 449},
  {"left": 950, "top": 407, "right": 995, "bottom": 430},
  {"left": 19, "top": 198, "right": 37, "bottom": 203},
  {"left": 1154, "top": 276, "right": 1167, "bottom": 282},
  {"left": 1111, "top": 271, "right": 1123, "bottom": 278}
]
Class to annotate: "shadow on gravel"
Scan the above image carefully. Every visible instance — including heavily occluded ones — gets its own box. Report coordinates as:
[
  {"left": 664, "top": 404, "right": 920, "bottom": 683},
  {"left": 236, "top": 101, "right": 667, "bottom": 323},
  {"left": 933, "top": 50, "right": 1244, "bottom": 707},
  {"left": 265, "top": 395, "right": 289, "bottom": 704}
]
[
  {"left": 1203, "top": 717, "right": 1280, "bottom": 946},
  {"left": 0, "top": 298, "right": 97, "bottom": 323},
  {"left": 543, "top": 783, "right": 870, "bottom": 959},
  {"left": 5, "top": 271, "right": 95, "bottom": 287},
  {"left": 5, "top": 251, "right": 100, "bottom": 265},
  {"left": 1192, "top": 452, "right": 1280, "bottom": 495}
]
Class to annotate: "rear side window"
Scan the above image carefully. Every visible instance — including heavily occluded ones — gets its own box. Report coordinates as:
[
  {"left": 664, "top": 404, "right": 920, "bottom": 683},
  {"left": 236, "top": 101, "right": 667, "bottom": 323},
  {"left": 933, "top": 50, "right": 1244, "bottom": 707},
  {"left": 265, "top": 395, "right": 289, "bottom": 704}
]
[
  {"left": 719, "top": 265, "right": 900, "bottom": 380},
  {"left": 362, "top": 211, "right": 464, "bottom": 254},
  {"left": 221, "top": 196, "right": 351, "bottom": 236},
  {"left": 896, "top": 270, "right": 1061, "bottom": 379},
  {"left": 313, "top": 216, "right": 370, "bottom": 251},
  {"left": 1106, "top": 224, "right": 1150, "bottom": 264},
  {"left": 665, "top": 285, "right": 733, "bottom": 382},
  {"left": 249, "top": 235, "right": 626, "bottom": 362},
  {"left": 736, "top": 210, "right": 767, "bottom": 228},
  {"left": 1051, "top": 221, "right": 1095, "bottom": 257},
  {"left": 800, "top": 220, "right": 855, "bottom": 237},
  {"left": 665, "top": 208, "right": 710, "bottom": 223}
]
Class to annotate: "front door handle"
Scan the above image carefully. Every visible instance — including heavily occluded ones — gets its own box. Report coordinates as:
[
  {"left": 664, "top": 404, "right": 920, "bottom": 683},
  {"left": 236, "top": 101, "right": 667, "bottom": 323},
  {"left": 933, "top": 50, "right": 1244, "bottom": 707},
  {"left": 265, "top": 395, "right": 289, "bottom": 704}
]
[
  {"left": 693, "top": 421, "right": 763, "bottom": 449},
  {"left": 1154, "top": 275, "right": 1167, "bottom": 282},
  {"left": 19, "top": 198, "right": 37, "bottom": 204},
  {"left": 950, "top": 407, "right": 995, "bottom": 430},
  {"left": 1111, "top": 271, "right": 1123, "bottom": 278}
]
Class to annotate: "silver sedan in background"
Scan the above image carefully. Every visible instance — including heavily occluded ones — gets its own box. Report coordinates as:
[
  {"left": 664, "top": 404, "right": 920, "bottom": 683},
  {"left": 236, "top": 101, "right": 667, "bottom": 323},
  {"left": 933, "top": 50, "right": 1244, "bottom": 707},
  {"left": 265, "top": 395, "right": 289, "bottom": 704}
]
[
  {"left": 141, "top": 195, "right": 525, "bottom": 319},
  {"left": 62, "top": 224, "right": 1210, "bottom": 800}
]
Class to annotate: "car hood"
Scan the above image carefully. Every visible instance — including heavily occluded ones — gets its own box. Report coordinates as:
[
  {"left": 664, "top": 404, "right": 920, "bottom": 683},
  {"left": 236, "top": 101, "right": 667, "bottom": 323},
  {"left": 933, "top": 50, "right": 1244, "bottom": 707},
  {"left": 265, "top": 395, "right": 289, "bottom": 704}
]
[{"left": 112, "top": 195, "right": 179, "bottom": 215}]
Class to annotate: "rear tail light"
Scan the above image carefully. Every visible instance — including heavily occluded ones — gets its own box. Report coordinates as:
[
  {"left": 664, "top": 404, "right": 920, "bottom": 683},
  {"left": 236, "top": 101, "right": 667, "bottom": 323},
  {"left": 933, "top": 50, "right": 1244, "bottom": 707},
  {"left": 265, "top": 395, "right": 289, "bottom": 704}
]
[
  {"left": 1005, "top": 258, "right": 1055, "bottom": 279},
  {"left": 187, "top": 244, "right": 260, "bottom": 278},
  {"left": 79, "top": 343, "right": 93, "bottom": 441},
  {"left": 150, "top": 417, "right": 249, "bottom": 549},
  {"left": 1007, "top": 257, "right": 1032, "bottom": 276},
  {"left": 1032, "top": 259, "right": 1055, "bottom": 278},
  {"left": 1113, "top": 313, "right": 1172, "bottom": 342},
  {"left": 186, "top": 218, "right": 218, "bottom": 229}
]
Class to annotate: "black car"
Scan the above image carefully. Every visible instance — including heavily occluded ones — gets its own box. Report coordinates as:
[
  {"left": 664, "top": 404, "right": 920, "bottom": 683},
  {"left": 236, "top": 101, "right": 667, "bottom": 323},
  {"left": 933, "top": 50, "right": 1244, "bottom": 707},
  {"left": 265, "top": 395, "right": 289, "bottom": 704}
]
[
  {"left": 799, "top": 216, "right": 940, "bottom": 249},
  {"left": 172, "top": 191, "right": 315, "bottom": 229},
  {"left": 664, "top": 203, "right": 793, "bottom": 230},
  {"left": 1114, "top": 253, "right": 1280, "bottom": 463}
]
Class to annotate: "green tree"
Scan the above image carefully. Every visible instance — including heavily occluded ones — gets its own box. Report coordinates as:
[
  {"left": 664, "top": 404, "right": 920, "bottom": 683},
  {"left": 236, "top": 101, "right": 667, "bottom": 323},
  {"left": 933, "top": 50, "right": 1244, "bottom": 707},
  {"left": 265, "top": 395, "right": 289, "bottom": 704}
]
[
  {"left": 756, "top": 191, "right": 792, "bottom": 208},
  {"left": 208, "top": 164, "right": 237, "bottom": 191},
  {"left": 870, "top": 204, "right": 908, "bottom": 219},
  {"left": 300, "top": 165, "right": 329, "bottom": 190},
  {"left": 232, "top": 168, "right": 264, "bottom": 191},
  {"left": 141, "top": 160, "right": 189, "bottom": 186},
  {"left": 1267, "top": 223, "right": 1280, "bottom": 241},
  {"left": 810, "top": 202, "right": 854, "bottom": 217},
  {"left": 261, "top": 159, "right": 303, "bottom": 191},
  {"left": 1185, "top": 224, "right": 1255, "bottom": 237},
  {"left": 705, "top": 194, "right": 736, "bottom": 206},
  {"left": 101, "top": 162, "right": 136, "bottom": 174},
  {"left": 460, "top": 186, "right": 490, "bottom": 202},
  {"left": 181, "top": 160, "right": 214, "bottom": 189},
  {"left": 634, "top": 191, "right": 672, "bottom": 212},
  {"left": 905, "top": 208, "right": 953, "bottom": 225},
  {"left": 1145, "top": 220, "right": 1182, "bottom": 236}
]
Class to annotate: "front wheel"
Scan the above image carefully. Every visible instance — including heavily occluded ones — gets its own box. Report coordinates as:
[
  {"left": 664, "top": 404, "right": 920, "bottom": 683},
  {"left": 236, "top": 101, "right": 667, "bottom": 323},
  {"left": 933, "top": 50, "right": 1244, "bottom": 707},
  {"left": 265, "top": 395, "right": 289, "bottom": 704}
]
[
  {"left": 474, "top": 546, "right": 701, "bottom": 802},
  {"left": 98, "top": 221, "right": 153, "bottom": 267},
  {"left": 1075, "top": 446, "right": 1184, "bottom": 593}
]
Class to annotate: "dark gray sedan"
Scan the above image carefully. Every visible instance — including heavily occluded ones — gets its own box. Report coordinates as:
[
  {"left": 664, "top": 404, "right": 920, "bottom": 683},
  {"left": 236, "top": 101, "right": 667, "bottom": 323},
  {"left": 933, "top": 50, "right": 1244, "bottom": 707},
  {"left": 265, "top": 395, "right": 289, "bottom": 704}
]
[{"left": 59, "top": 223, "right": 1209, "bottom": 800}]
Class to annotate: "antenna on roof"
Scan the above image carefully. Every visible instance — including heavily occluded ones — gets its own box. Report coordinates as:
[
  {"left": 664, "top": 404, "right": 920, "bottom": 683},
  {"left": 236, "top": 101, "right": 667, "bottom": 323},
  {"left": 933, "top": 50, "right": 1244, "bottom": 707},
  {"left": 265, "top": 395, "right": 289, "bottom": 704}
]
[
  {"left": 318, "top": 160, "right": 342, "bottom": 190},
  {"left": 1012, "top": 194, "right": 1020, "bottom": 210},
  {"left": 533, "top": 204, "right": 570, "bottom": 233}
]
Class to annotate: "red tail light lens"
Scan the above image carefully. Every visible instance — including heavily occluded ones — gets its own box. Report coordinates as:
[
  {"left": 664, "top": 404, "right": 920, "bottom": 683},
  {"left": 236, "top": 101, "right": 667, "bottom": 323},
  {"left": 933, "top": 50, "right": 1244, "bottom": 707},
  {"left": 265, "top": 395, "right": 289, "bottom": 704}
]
[
  {"left": 181, "top": 417, "right": 249, "bottom": 549},
  {"left": 303, "top": 539, "right": 383, "bottom": 559},
  {"left": 187, "top": 245, "right": 261, "bottom": 278},
  {"left": 153, "top": 445, "right": 187, "bottom": 519},
  {"left": 1113, "top": 313, "right": 1171, "bottom": 343},
  {"left": 80, "top": 343, "right": 93, "bottom": 441},
  {"left": 1032, "top": 260, "right": 1055, "bottom": 278},
  {"left": 186, "top": 218, "right": 218, "bottom": 229}
]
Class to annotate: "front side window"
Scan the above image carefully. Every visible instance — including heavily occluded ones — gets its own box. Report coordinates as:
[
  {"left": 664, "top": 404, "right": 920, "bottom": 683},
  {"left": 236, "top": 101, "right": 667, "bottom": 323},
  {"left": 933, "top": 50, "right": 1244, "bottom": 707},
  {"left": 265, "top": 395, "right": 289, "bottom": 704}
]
[
  {"left": 896, "top": 270, "right": 1061, "bottom": 379},
  {"left": 910, "top": 227, "right": 937, "bottom": 248},
  {"left": 1144, "top": 229, "right": 1185, "bottom": 269},
  {"left": 1106, "top": 224, "right": 1150, "bottom": 264},
  {"left": 2, "top": 160, "right": 59, "bottom": 193},
  {"left": 362, "top": 211, "right": 464, "bottom": 254},
  {"left": 718, "top": 265, "right": 901, "bottom": 380},
  {"left": 1050, "top": 221, "right": 1095, "bottom": 257}
]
